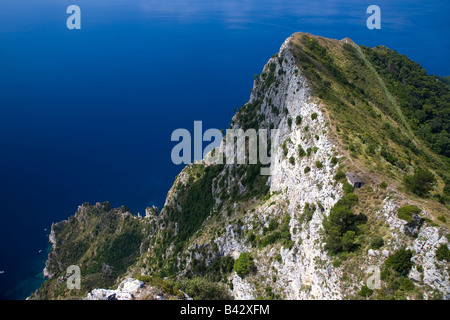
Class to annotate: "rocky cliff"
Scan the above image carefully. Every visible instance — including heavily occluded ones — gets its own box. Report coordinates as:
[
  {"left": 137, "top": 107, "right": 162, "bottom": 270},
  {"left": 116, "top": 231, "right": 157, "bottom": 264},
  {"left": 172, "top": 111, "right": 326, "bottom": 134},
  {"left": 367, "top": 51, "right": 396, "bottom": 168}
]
[{"left": 31, "top": 32, "right": 450, "bottom": 300}]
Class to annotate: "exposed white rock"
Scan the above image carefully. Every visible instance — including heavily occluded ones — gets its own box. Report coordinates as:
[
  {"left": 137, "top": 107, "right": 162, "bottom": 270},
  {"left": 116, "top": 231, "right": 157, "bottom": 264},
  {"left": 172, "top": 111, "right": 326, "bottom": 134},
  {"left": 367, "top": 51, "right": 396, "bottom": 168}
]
[
  {"left": 232, "top": 273, "right": 255, "bottom": 300},
  {"left": 86, "top": 278, "right": 144, "bottom": 300}
]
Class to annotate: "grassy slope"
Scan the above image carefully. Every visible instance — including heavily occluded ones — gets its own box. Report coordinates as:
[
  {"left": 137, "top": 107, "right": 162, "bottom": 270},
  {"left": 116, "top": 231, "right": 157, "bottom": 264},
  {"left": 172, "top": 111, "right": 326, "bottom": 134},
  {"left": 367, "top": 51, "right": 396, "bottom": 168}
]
[
  {"left": 31, "top": 203, "right": 150, "bottom": 299},
  {"left": 289, "top": 33, "right": 449, "bottom": 224}
]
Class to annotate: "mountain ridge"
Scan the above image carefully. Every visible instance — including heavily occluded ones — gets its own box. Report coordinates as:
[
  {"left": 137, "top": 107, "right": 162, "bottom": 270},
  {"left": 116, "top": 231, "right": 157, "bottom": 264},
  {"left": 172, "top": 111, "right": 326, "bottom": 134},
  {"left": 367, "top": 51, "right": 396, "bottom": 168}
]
[{"left": 30, "top": 32, "right": 450, "bottom": 300}]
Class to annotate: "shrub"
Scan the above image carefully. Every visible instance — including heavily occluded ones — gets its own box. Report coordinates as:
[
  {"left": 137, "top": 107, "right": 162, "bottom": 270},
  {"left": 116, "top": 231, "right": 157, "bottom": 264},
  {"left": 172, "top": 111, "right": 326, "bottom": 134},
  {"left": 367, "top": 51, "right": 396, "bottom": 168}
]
[
  {"left": 341, "top": 231, "right": 356, "bottom": 252},
  {"left": 298, "top": 146, "right": 306, "bottom": 157},
  {"left": 176, "top": 277, "right": 232, "bottom": 300},
  {"left": 268, "top": 219, "right": 279, "bottom": 232},
  {"left": 209, "top": 256, "right": 235, "bottom": 276},
  {"left": 359, "top": 285, "right": 374, "bottom": 297},
  {"left": 379, "top": 182, "right": 388, "bottom": 189},
  {"left": 280, "top": 215, "right": 294, "bottom": 249},
  {"left": 400, "top": 277, "right": 415, "bottom": 291},
  {"left": 301, "top": 203, "right": 315, "bottom": 224},
  {"left": 295, "top": 115, "right": 302, "bottom": 125},
  {"left": 323, "top": 193, "right": 365, "bottom": 254},
  {"left": 287, "top": 117, "right": 292, "bottom": 128},
  {"left": 435, "top": 244, "right": 450, "bottom": 261},
  {"left": 137, "top": 276, "right": 182, "bottom": 298},
  {"left": 234, "top": 253, "right": 255, "bottom": 277},
  {"left": 334, "top": 170, "right": 346, "bottom": 181},
  {"left": 437, "top": 216, "right": 446, "bottom": 223},
  {"left": 304, "top": 166, "right": 311, "bottom": 174},
  {"left": 397, "top": 205, "right": 421, "bottom": 223},
  {"left": 311, "top": 113, "right": 318, "bottom": 120},
  {"left": 343, "top": 182, "right": 354, "bottom": 195},
  {"left": 382, "top": 248, "right": 413, "bottom": 277},
  {"left": 275, "top": 253, "right": 282, "bottom": 263},
  {"left": 289, "top": 156, "right": 295, "bottom": 165},
  {"left": 331, "top": 156, "right": 338, "bottom": 166},
  {"left": 247, "top": 232, "right": 256, "bottom": 246},
  {"left": 404, "top": 168, "right": 436, "bottom": 197},
  {"left": 315, "top": 161, "right": 323, "bottom": 169},
  {"left": 370, "top": 236, "right": 384, "bottom": 249}
]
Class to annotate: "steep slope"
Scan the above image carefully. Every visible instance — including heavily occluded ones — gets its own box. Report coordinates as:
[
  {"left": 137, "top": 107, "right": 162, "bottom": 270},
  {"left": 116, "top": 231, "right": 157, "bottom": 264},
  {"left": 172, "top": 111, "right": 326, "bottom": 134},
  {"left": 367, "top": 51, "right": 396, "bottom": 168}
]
[
  {"left": 32, "top": 32, "right": 450, "bottom": 300},
  {"left": 29, "top": 202, "right": 154, "bottom": 299}
]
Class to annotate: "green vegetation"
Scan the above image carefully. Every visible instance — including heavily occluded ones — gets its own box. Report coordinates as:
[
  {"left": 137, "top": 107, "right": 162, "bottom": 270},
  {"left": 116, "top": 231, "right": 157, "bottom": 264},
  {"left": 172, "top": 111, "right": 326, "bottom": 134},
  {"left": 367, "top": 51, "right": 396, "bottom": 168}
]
[
  {"left": 177, "top": 277, "right": 232, "bottom": 300},
  {"left": 234, "top": 252, "right": 255, "bottom": 278},
  {"left": 343, "top": 181, "right": 354, "bottom": 195},
  {"left": 403, "top": 168, "right": 437, "bottom": 197},
  {"left": 275, "top": 253, "right": 282, "bottom": 263},
  {"left": 283, "top": 142, "right": 289, "bottom": 156},
  {"left": 207, "top": 256, "right": 235, "bottom": 281},
  {"left": 315, "top": 161, "right": 323, "bottom": 169},
  {"left": 234, "top": 99, "right": 263, "bottom": 131},
  {"left": 33, "top": 202, "right": 147, "bottom": 299},
  {"left": 363, "top": 46, "right": 450, "bottom": 158},
  {"left": 359, "top": 285, "right": 374, "bottom": 297},
  {"left": 168, "top": 164, "right": 224, "bottom": 245},
  {"left": 300, "top": 203, "right": 315, "bottom": 224},
  {"left": 382, "top": 248, "right": 413, "bottom": 277},
  {"left": 370, "top": 236, "right": 384, "bottom": 249},
  {"left": 298, "top": 146, "right": 306, "bottom": 157},
  {"left": 137, "top": 276, "right": 184, "bottom": 298},
  {"left": 323, "top": 192, "right": 366, "bottom": 254},
  {"left": 378, "top": 248, "right": 416, "bottom": 299},
  {"left": 331, "top": 156, "right": 338, "bottom": 166},
  {"left": 258, "top": 215, "right": 293, "bottom": 249},
  {"left": 435, "top": 244, "right": 450, "bottom": 262},
  {"left": 397, "top": 205, "right": 421, "bottom": 223}
]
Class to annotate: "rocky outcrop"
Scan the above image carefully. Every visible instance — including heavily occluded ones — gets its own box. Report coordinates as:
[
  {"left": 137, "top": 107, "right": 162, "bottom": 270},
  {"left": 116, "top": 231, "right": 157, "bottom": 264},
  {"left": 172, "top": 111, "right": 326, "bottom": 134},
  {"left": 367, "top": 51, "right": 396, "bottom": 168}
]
[{"left": 87, "top": 278, "right": 144, "bottom": 300}]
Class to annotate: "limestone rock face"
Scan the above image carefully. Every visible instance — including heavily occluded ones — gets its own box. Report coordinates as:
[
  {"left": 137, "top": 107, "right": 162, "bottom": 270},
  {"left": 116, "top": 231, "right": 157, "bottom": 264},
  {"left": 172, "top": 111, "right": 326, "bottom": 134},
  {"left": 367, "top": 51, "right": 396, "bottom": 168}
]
[
  {"left": 86, "top": 278, "right": 191, "bottom": 300},
  {"left": 87, "top": 278, "right": 144, "bottom": 300}
]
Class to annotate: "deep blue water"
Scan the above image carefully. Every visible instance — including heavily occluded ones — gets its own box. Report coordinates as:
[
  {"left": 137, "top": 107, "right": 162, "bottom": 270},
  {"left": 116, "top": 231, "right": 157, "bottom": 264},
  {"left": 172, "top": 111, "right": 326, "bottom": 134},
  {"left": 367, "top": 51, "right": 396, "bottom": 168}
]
[{"left": 0, "top": 0, "right": 449, "bottom": 299}]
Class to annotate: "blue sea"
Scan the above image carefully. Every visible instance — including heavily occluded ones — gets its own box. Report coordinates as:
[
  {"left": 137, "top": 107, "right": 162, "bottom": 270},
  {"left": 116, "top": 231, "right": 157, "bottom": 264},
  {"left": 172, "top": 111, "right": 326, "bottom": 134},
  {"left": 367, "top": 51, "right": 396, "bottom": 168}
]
[{"left": 0, "top": 0, "right": 449, "bottom": 299}]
